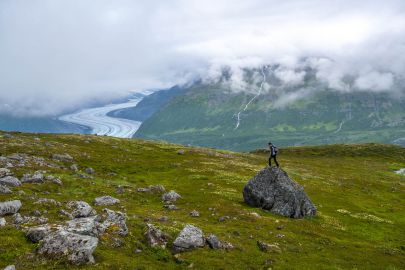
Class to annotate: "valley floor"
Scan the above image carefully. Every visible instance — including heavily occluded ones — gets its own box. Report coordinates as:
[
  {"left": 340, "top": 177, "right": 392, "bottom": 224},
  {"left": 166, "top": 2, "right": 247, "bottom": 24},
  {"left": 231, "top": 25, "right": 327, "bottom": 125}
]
[{"left": 0, "top": 132, "right": 404, "bottom": 269}]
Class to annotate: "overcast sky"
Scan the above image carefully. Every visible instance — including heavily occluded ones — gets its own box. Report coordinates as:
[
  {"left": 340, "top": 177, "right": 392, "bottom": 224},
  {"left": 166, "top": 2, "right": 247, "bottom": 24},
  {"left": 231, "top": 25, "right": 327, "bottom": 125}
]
[{"left": 1, "top": 0, "right": 404, "bottom": 116}]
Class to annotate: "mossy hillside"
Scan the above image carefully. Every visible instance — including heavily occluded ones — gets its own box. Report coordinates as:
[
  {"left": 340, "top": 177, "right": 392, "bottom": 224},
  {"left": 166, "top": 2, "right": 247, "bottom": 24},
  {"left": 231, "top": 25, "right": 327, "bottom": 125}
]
[{"left": 0, "top": 132, "right": 404, "bottom": 269}]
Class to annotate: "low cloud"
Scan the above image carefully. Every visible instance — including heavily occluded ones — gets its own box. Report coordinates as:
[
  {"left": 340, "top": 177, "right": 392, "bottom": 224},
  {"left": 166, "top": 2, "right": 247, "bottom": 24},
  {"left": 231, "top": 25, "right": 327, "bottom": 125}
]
[{"left": 0, "top": 0, "right": 404, "bottom": 116}]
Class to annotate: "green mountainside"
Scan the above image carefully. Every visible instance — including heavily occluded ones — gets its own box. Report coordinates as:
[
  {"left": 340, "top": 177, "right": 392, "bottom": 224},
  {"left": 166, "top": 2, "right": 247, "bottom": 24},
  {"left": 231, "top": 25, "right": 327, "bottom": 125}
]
[
  {"left": 0, "top": 131, "right": 404, "bottom": 269},
  {"left": 134, "top": 80, "right": 405, "bottom": 151}
]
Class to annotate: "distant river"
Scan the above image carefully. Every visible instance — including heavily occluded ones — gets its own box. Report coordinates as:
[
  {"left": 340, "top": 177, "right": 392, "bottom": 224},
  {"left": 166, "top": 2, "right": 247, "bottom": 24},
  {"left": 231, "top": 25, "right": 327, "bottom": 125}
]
[{"left": 59, "top": 98, "right": 143, "bottom": 138}]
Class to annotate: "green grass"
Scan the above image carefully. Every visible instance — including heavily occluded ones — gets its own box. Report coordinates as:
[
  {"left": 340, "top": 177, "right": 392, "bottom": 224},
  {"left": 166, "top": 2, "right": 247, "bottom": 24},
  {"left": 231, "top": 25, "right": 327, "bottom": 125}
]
[{"left": 0, "top": 132, "right": 404, "bottom": 269}]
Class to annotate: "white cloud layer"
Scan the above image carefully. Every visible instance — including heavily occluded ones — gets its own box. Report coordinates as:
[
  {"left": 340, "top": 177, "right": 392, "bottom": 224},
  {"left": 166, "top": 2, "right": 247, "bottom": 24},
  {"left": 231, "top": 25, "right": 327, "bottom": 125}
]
[{"left": 0, "top": 0, "right": 404, "bottom": 116}]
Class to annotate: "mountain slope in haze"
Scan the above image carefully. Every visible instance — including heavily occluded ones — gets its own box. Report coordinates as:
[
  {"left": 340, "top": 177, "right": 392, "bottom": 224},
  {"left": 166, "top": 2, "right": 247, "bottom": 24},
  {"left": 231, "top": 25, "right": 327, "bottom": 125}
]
[
  {"left": 107, "top": 86, "right": 188, "bottom": 122},
  {"left": 134, "top": 68, "right": 405, "bottom": 151},
  {"left": 0, "top": 131, "right": 404, "bottom": 269}
]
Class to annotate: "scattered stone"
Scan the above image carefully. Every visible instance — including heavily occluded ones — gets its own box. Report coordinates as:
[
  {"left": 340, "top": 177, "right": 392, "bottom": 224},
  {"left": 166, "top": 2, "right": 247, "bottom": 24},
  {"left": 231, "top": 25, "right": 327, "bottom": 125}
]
[
  {"left": 277, "top": 225, "right": 284, "bottom": 230},
  {"left": 395, "top": 168, "right": 405, "bottom": 175},
  {"left": 243, "top": 167, "right": 317, "bottom": 218},
  {"left": 249, "top": 212, "right": 261, "bottom": 219},
  {"left": 0, "top": 168, "right": 12, "bottom": 178},
  {"left": 177, "top": 149, "right": 185, "bottom": 155},
  {"left": 22, "top": 172, "right": 45, "bottom": 183},
  {"left": 26, "top": 225, "right": 51, "bottom": 243},
  {"left": 135, "top": 249, "right": 142, "bottom": 254},
  {"left": 218, "top": 216, "right": 230, "bottom": 222},
  {"left": 172, "top": 224, "right": 205, "bottom": 253},
  {"left": 67, "top": 201, "right": 96, "bottom": 218},
  {"left": 137, "top": 187, "right": 150, "bottom": 192},
  {"left": 35, "top": 198, "right": 61, "bottom": 207},
  {"left": 13, "top": 213, "right": 48, "bottom": 225},
  {"left": 257, "top": 241, "right": 281, "bottom": 253},
  {"left": 94, "top": 196, "right": 120, "bottom": 206},
  {"left": 0, "top": 176, "right": 21, "bottom": 187},
  {"left": 0, "top": 217, "right": 6, "bottom": 227},
  {"left": 190, "top": 210, "right": 200, "bottom": 217},
  {"left": 158, "top": 216, "right": 169, "bottom": 222},
  {"left": 85, "top": 167, "right": 95, "bottom": 174},
  {"left": 52, "top": 153, "right": 74, "bottom": 162},
  {"left": 206, "top": 234, "right": 221, "bottom": 249},
  {"left": 0, "top": 184, "right": 12, "bottom": 194},
  {"left": 116, "top": 185, "right": 125, "bottom": 194},
  {"left": 162, "top": 190, "right": 181, "bottom": 202},
  {"left": 0, "top": 200, "right": 22, "bottom": 216},
  {"left": 38, "top": 230, "right": 98, "bottom": 265},
  {"left": 221, "top": 241, "right": 235, "bottom": 250},
  {"left": 70, "top": 164, "right": 79, "bottom": 171},
  {"left": 32, "top": 210, "right": 42, "bottom": 217},
  {"left": 3, "top": 265, "right": 15, "bottom": 270},
  {"left": 144, "top": 223, "right": 169, "bottom": 248},
  {"left": 149, "top": 185, "right": 166, "bottom": 193},
  {"left": 164, "top": 204, "right": 178, "bottom": 210},
  {"left": 275, "top": 234, "right": 285, "bottom": 238}
]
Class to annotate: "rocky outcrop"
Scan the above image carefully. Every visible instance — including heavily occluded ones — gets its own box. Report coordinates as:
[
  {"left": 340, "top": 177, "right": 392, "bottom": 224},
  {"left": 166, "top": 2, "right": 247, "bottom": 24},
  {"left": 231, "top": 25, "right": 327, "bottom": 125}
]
[
  {"left": 94, "top": 196, "right": 120, "bottom": 206},
  {"left": 162, "top": 191, "right": 181, "bottom": 202},
  {"left": 38, "top": 230, "right": 98, "bottom": 265},
  {"left": 0, "top": 200, "right": 22, "bottom": 216},
  {"left": 98, "top": 208, "right": 128, "bottom": 236},
  {"left": 172, "top": 224, "right": 205, "bottom": 253},
  {"left": 243, "top": 167, "right": 316, "bottom": 218}
]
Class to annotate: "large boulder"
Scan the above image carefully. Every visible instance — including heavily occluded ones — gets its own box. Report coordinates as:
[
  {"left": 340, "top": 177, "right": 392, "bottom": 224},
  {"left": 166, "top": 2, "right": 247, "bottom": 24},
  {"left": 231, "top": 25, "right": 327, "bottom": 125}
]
[
  {"left": 0, "top": 176, "right": 21, "bottom": 187},
  {"left": 0, "top": 200, "right": 22, "bottom": 216},
  {"left": 243, "top": 167, "right": 316, "bottom": 218},
  {"left": 38, "top": 230, "right": 98, "bottom": 265},
  {"left": 172, "top": 224, "right": 205, "bottom": 253}
]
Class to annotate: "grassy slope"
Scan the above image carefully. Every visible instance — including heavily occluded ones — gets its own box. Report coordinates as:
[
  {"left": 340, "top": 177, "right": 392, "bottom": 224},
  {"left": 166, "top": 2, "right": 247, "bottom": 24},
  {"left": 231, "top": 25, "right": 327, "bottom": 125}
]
[
  {"left": 0, "top": 132, "right": 404, "bottom": 269},
  {"left": 135, "top": 85, "right": 405, "bottom": 151}
]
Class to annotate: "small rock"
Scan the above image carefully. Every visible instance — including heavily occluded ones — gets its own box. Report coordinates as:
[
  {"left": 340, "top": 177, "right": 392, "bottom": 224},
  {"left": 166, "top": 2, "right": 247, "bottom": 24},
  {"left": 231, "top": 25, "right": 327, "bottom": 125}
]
[
  {"left": 31, "top": 210, "right": 42, "bottom": 217},
  {"left": 3, "top": 265, "right": 15, "bottom": 270},
  {"left": 158, "top": 216, "right": 169, "bottom": 222},
  {"left": 172, "top": 224, "right": 205, "bottom": 253},
  {"left": 257, "top": 241, "right": 281, "bottom": 253},
  {"left": 0, "top": 217, "right": 6, "bottom": 226},
  {"left": 35, "top": 198, "right": 61, "bottom": 207},
  {"left": 116, "top": 185, "right": 125, "bottom": 194},
  {"left": 22, "top": 172, "right": 45, "bottom": 183},
  {"left": 0, "top": 184, "right": 12, "bottom": 194},
  {"left": 26, "top": 225, "right": 51, "bottom": 243},
  {"left": 218, "top": 216, "right": 230, "bottom": 222},
  {"left": 277, "top": 225, "right": 284, "bottom": 230},
  {"left": 85, "top": 167, "right": 95, "bottom": 174},
  {"left": 206, "top": 234, "right": 221, "bottom": 249},
  {"left": 137, "top": 187, "right": 150, "bottom": 192},
  {"left": 190, "top": 210, "right": 200, "bottom": 217},
  {"left": 135, "top": 249, "right": 142, "bottom": 254},
  {"left": 67, "top": 201, "right": 96, "bottom": 218},
  {"left": 0, "top": 176, "right": 21, "bottom": 187},
  {"left": 163, "top": 204, "right": 178, "bottom": 210},
  {"left": 38, "top": 230, "right": 98, "bottom": 265},
  {"left": 0, "top": 200, "right": 22, "bottom": 216},
  {"left": 144, "top": 223, "right": 169, "bottom": 248},
  {"left": 149, "top": 184, "right": 166, "bottom": 193},
  {"left": 275, "top": 234, "right": 285, "bottom": 238},
  {"left": 70, "top": 164, "right": 79, "bottom": 171},
  {"left": 94, "top": 196, "right": 120, "bottom": 206},
  {"left": 177, "top": 149, "right": 185, "bottom": 155},
  {"left": 162, "top": 190, "right": 181, "bottom": 202},
  {"left": 52, "top": 153, "right": 74, "bottom": 162}
]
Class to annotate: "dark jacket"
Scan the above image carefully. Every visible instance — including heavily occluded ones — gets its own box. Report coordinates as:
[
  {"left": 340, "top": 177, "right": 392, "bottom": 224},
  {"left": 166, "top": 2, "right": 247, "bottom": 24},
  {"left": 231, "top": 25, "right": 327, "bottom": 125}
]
[{"left": 269, "top": 145, "right": 278, "bottom": 157}]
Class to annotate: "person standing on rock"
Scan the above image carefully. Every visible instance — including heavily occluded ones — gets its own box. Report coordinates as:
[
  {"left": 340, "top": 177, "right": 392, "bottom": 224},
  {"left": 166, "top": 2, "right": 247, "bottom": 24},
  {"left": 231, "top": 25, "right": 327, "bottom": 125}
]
[{"left": 268, "top": 142, "right": 279, "bottom": 167}]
